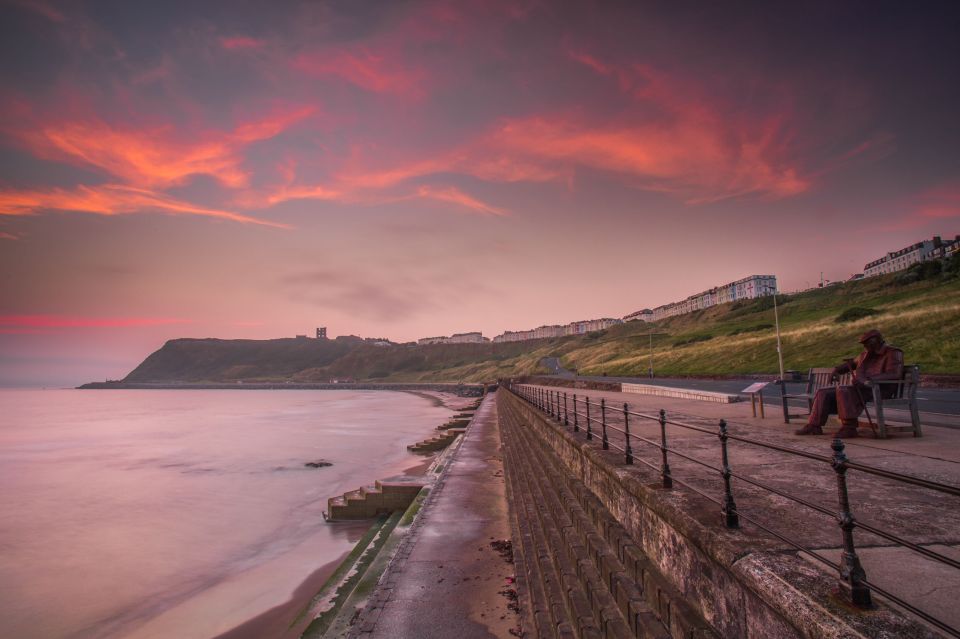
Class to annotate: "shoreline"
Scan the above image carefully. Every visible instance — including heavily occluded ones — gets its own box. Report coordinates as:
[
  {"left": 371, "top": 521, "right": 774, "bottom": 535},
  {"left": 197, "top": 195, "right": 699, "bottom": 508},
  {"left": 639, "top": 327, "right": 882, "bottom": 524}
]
[
  {"left": 211, "top": 390, "right": 462, "bottom": 639},
  {"left": 76, "top": 381, "right": 487, "bottom": 394}
]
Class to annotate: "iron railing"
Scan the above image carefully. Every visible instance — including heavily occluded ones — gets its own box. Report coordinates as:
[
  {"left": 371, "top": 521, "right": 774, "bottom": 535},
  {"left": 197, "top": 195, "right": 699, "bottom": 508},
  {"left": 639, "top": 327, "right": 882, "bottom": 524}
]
[{"left": 504, "top": 381, "right": 960, "bottom": 638}]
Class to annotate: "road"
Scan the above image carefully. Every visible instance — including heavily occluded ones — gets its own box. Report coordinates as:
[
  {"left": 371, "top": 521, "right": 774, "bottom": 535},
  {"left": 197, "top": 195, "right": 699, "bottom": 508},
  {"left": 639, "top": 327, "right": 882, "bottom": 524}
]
[{"left": 539, "top": 358, "right": 960, "bottom": 417}]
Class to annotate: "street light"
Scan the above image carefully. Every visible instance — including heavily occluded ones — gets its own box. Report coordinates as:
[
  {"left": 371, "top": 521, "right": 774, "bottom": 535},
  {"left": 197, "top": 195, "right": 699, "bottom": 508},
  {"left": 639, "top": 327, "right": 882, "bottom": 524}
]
[{"left": 645, "top": 332, "right": 669, "bottom": 378}]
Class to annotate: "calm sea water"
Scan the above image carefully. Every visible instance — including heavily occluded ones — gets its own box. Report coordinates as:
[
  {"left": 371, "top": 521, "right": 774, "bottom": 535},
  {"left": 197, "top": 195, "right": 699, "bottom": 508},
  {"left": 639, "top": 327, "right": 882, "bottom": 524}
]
[{"left": 0, "top": 389, "right": 451, "bottom": 639}]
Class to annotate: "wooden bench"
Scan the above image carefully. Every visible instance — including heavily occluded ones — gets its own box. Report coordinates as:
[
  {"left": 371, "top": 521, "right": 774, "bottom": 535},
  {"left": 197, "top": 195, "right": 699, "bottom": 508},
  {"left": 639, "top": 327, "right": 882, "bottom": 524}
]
[{"left": 778, "top": 365, "right": 922, "bottom": 438}]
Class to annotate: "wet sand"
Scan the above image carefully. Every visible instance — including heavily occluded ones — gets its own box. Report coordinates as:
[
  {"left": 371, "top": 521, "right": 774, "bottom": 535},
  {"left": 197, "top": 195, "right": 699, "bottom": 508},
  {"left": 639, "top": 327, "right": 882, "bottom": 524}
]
[
  {"left": 212, "top": 543, "right": 358, "bottom": 639},
  {"left": 212, "top": 392, "right": 462, "bottom": 639}
]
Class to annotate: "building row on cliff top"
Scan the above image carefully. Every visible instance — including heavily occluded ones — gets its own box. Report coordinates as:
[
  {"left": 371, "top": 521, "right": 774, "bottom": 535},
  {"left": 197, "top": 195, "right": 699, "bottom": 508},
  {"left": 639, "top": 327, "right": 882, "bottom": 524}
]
[
  {"left": 863, "top": 234, "right": 959, "bottom": 278},
  {"left": 624, "top": 274, "right": 778, "bottom": 323},
  {"left": 417, "top": 331, "right": 488, "bottom": 345},
  {"left": 492, "top": 317, "right": 623, "bottom": 343}
]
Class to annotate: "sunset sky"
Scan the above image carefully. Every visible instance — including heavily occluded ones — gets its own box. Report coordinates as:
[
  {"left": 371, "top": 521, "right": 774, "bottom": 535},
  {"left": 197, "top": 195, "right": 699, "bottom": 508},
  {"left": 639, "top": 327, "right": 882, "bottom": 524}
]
[{"left": 1, "top": 0, "right": 958, "bottom": 385}]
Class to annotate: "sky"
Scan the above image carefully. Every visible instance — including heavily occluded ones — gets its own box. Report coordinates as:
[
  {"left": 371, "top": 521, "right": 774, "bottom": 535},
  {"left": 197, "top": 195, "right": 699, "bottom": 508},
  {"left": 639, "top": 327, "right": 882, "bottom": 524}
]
[{"left": 1, "top": 0, "right": 958, "bottom": 386}]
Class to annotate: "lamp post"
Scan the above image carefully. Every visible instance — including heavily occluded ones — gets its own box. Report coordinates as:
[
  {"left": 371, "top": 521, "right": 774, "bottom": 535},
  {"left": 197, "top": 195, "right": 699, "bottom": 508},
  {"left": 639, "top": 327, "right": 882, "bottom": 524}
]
[
  {"left": 773, "top": 283, "right": 785, "bottom": 381},
  {"left": 645, "top": 332, "right": 669, "bottom": 378}
]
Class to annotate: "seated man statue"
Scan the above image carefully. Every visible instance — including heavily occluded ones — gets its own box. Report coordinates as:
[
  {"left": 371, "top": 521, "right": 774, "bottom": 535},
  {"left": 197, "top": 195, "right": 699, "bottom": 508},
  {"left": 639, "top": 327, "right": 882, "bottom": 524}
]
[{"left": 795, "top": 329, "right": 904, "bottom": 438}]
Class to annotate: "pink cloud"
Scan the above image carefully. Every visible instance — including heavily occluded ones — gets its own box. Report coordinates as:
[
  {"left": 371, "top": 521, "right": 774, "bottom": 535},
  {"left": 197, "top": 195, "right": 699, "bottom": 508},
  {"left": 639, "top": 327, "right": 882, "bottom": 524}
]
[
  {"left": 877, "top": 181, "right": 960, "bottom": 231},
  {"left": 292, "top": 49, "right": 423, "bottom": 97},
  {"left": 0, "top": 315, "right": 192, "bottom": 329},
  {"left": 220, "top": 36, "right": 266, "bottom": 50},
  {"left": 416, "top": 185, "right": 508, "bottom": 216},
  {"left": 0, "top": 184, "right": 289, "bottom": 227},
  {"left": 0, "top": 231, "right": 18, "bottom": 240},
  {"left": 9, "top": 0, "right": 65, "bottom": 22},
  {"left": 914, "top": 184, "right": 960, "bottom": 219}
]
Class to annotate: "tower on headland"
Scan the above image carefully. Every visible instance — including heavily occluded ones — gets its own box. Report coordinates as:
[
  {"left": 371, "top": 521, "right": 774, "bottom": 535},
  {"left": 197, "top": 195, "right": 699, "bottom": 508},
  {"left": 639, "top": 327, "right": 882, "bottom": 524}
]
[{"left": 316, "top": 327, "right": 327, "bottom": 339}]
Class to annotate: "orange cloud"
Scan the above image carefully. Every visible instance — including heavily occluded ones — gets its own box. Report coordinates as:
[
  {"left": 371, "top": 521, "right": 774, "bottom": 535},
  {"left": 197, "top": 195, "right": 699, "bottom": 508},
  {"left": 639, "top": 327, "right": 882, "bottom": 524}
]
[
  {"left": 220, "top": 36, "right": 266, "bottom": 50},
  {"left": 416, "top": 185, "right": 508, "bottom": 216},
  {"left": 292, "top": 49, "right": 422, "bottom": 97},
  {"left": 0, "top": 184, "right": 288, "bottom": 227},
  {"left": 12, "top": 107, "right": 314, "bottom": 189}
]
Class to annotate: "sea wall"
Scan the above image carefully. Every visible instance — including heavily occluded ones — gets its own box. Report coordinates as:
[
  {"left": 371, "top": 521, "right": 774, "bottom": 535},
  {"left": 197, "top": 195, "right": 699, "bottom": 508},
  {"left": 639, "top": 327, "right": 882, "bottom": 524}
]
[{"left": 498, "top": 390, "right": 934, "bottom": 638}]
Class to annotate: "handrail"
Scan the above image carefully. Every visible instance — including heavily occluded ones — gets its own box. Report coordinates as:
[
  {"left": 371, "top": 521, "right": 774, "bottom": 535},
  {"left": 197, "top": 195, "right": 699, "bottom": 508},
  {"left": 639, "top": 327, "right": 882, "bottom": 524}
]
[{"left": 503, "top": 381, "right": 960, "bottom": 638}]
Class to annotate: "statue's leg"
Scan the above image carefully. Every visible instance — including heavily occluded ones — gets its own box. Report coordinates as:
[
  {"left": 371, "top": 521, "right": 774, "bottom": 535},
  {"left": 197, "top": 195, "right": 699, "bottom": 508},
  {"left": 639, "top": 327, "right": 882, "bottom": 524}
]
[
  {"left": 836, "top": 385, "right": 863, "bottom": 437},
  {"left": 796, "top": 387, "right": 835, "bottom": 435}
]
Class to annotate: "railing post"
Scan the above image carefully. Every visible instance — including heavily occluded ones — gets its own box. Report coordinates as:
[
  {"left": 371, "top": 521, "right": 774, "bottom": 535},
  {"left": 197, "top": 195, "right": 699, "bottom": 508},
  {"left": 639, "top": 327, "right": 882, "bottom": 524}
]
[
  {"left": 573, "top": 394, "right": 579, "bottom": 432},
  {"left": 832, "top": 438, "right": 872, "bottom": 608},
  {"left": 548, "top": 390, "right": 553, "bottom": 417},
  {"left": 585, "top": 397, "right": 593, "bottom": 440},
  {"left": 623, "top": 402, "right": 633, "bottom": 464},
  {"left": 601, "top": 398, "right": 609, "bottom": 450},
  {"left": 564, "top": 392, "right": 569, "bottom": 426},
  {"left": 718, "top": 419, "right": 740, "bottom": 528},
  {"left": 659, "top": 409, "right": 672, "bottom": 488},
  {"left": 554, "top": 391, "right": 560, "bottom": 421}
]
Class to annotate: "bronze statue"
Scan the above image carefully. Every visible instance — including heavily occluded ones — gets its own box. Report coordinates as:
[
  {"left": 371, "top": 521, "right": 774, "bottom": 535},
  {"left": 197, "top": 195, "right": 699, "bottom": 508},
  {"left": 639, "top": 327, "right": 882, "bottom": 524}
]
[{"left": 795, "top": 329, "right": 904, "bottom": 438}]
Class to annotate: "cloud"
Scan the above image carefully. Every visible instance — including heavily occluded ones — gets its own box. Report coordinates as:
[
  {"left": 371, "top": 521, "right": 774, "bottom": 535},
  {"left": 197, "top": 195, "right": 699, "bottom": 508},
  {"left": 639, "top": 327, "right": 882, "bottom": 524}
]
[
  {"left": 0, "top": 232, "right": 18, "bottom": 240},
  {"left": 219, "top": 36, "right": 266, "bottom": 50},
  {"left": 912, "top": 183, "right": 960, "bottom": 220},
  {"left": 291, "top": 49, "right": 423, "bottom": 97},
  {"left": 0, "top": 315, "right": 192, "bottom": 328},
  {"left": 416, "top": 185, "right": 507, "bottom": 216},
  {"left": 11, "top": 107, "right": 315, "bottom": 190},
  {"left": 0, "top": 184, "right": 288, "bottom": 227},
  {"left": 8, "top": 0, "right": 66, "bottom": 22},
  {"left": 279, "top": 269, "right": 435, "bottom": 321}
]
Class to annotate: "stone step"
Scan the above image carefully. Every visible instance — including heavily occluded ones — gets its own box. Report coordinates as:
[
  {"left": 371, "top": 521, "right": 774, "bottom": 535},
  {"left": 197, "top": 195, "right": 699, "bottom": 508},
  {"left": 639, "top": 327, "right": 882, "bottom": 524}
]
[
  {"left": 503, "top": 392, "right": 714, "bottom": 639},
  {"left": 326, "top": 480, "right": 428, "bottom": 521},
  {"left": 502, "top": 405, "right": 612, "bottom": 637},
  {"left": 500, "top": 395, "right": 675, "bottom": 639}
]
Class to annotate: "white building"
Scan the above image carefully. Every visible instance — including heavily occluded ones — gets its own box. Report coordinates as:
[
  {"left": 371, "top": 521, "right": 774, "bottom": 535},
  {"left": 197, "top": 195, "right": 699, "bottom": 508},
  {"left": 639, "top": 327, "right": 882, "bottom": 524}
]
[
  {"left": 492, "top": 318, "right": 623, "bottom": 343},
  {"left": 863, "top": 236, "right": 943, "bottom": 277},
  {"left": 641, "top": 274, "right": 777, "bottom": 322},
  {"left": 417, "top": 332, "right": 488, "bottom": 345},
  {"left": 623, "top": 309, "right": 654, "bottom": 322}
]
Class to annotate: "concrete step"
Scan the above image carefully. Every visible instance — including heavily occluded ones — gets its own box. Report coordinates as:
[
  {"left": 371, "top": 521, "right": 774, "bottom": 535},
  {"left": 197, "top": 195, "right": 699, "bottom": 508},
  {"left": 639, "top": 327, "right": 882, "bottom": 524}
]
[
  {"left": 503, "top": 392, "right": 715, "bottom": 639},
  {"left": 326, "top": 480, "right": 429, "bottom": 521},
  {"left": 500, "top": 395, "right": 676, "bottom": 639}
]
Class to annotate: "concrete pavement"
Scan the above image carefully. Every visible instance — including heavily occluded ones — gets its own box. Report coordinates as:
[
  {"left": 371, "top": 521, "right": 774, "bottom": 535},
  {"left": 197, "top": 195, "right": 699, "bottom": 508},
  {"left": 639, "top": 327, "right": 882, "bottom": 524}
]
[{"left": 350, "top": 392, "right": 520, "bottom": 638}]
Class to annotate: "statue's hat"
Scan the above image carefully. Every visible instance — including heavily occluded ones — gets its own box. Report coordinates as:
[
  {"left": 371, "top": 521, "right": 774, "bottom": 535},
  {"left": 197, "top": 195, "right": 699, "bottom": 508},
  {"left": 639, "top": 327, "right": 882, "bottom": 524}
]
[{"left": 858, "top": 329, "right": 883, "bottom": 343}]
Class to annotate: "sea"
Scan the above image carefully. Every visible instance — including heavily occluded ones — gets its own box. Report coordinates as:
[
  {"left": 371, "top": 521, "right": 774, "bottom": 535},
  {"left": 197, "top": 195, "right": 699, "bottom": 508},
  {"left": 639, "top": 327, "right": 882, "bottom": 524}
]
[{"left": 0, "top": 389, "right": 453, "bottom": 639}]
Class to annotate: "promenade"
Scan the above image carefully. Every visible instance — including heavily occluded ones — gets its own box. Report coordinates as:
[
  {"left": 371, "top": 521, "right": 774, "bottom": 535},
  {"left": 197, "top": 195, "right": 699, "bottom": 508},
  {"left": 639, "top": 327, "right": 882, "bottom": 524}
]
[
  {"left": 349, "top": 392, "right": 520, "bottom": 638},
  {"left": 520, "top": 382, "right": 960, "bottom": 635}
]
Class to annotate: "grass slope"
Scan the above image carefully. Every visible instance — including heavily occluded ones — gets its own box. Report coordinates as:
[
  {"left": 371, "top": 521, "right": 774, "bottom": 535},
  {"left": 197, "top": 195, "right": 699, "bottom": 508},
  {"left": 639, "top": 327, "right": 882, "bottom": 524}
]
[{"left": 124, "top": 265, "right": 960, "bottom": 383}]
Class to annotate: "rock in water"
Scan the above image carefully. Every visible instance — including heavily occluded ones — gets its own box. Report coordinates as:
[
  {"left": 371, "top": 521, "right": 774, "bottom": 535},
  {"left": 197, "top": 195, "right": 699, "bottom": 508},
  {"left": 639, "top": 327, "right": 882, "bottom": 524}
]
[{"left": 305, "top": 460, "right": 333, "bottom": 468}]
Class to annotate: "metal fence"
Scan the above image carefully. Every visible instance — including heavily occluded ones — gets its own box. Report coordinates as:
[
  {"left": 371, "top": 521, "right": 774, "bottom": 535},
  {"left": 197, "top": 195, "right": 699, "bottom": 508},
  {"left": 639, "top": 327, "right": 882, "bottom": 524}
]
[{"left": 505, "top": 381, "right": 960, "bottom": 638}]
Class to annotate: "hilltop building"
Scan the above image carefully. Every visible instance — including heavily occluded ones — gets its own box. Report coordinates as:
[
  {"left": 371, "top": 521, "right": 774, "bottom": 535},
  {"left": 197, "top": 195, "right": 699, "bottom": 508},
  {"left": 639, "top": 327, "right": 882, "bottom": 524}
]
[
  {"left": 492, "top": 318, "right": 623, "bottom": 343},
  {"left": 623, "top": 309, "right": 654, "bottom": 322},
  {"left": 623, "top": 275, "right": 778, "bottom": 323},
  {"left": 863, "top": 235, "right": 959, "bottom": 277},
  {"left": 417, "top": 332, "right": 489, "bottom": 345},
  {"left": 316, "top": 327, "right": 327, "bottom": 339}
]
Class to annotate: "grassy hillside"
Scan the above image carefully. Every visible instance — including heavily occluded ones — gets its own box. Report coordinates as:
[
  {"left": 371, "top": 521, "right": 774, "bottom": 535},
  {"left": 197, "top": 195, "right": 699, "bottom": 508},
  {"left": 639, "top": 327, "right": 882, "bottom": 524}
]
[{"left": 123, "top": 263, "right": 960, "bottom": 383}]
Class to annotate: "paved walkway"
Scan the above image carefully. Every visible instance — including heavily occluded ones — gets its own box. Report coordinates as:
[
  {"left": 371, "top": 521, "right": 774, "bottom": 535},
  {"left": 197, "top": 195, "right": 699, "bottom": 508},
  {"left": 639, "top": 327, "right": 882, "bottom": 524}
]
[{"left": 353, "top": 392, "right": 519, "bottom": 638}]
